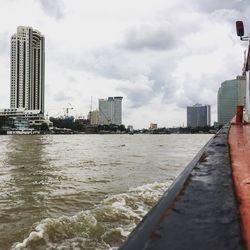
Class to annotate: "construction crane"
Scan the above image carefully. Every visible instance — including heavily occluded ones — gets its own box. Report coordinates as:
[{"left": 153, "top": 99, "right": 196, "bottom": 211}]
[
  {"left": 63, "top": 103, "right": 74, "bottom": 117},
  {"left": 46, "top": 108, "right": 63, "bottom": 118}
]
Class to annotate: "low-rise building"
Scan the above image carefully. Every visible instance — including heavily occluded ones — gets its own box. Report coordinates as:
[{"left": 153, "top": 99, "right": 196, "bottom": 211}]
[
  {"left": 0, "top": 108, "right": 52, "bottom": 129},
  {"left": 149, "top": 123, "right": 158, "bottom": 130},
  {"left": 13, "top": 117, "right": 29, "bottom": 130}
]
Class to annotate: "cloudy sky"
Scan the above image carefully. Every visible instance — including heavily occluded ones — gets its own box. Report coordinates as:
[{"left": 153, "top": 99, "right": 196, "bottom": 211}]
[{"left": 0, "top": 0, "right": 249, "bottom": 128}]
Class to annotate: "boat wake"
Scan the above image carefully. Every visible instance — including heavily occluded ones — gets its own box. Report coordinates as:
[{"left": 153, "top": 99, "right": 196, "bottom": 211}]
[{"left": 11, "top": 181, "right": 173, "bottom": 250}]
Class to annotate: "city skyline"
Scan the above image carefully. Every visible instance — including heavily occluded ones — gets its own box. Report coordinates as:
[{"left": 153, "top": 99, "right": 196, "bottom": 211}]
[{"left": 0, "top": 1, "right": 250, "bottom": 128}]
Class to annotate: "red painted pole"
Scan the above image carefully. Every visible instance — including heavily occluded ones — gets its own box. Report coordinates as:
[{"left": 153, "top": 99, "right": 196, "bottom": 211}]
[{"left": 236, "top": 105, "right": 243, "bottom": 124}]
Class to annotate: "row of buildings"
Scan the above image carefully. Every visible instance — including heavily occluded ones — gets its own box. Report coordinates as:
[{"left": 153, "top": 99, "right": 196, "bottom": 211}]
[
  {"left": 187, "top": 75, "right": 246, "bottom": 128},
  {"left": 0, "top": 26, "right": 123, "bottom": 133},
  {"left": 1, "top": 25, "right": 243, "bottom": 131}
]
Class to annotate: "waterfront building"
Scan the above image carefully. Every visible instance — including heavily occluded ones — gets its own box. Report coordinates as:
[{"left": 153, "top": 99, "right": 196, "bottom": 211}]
[
  {"left": 13, "top": 117, "right": 29, "bottom": 130},
  {"left": 217, "top": 76, "right": 246, "bottom": 125},
  {"left": 0, "top": 108, "right": 52, "bottom": 129},
  {"left": 99, "top": 97, "right": 123, "bottom": 125},
  {"left": 10, "top": 26, "right": 45, "bottom": 114},
  {"left": 187, "top": 104, "right": 211, "bottom": 128}
]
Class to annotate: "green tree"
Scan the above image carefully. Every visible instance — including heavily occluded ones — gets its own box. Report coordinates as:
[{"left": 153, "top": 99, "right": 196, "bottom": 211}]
[{"left": 40, "top": 123, "right": 49, "bottom": 131}]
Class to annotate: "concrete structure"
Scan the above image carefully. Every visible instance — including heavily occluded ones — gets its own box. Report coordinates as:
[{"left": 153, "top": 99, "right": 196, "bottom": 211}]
[
  {"left": 217, "top": 76, "right": 246, "bottom": 125},
  {"left": 10, "top": 26, "right": 45, "bottom": 114},
  {"left": 187, "top": 104, "right": 211, "bottom": 128},
  {"left": 99, "top": 97, "right": 123, "bottom": 125}
]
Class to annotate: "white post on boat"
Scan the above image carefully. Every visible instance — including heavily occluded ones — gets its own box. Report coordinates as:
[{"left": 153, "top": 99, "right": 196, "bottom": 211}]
[
  {"left": 245, "top": 45, "right": 250, "bottom": 122},
  {"left": 236, "top": 21, "right": 250, "bottom": 122}
]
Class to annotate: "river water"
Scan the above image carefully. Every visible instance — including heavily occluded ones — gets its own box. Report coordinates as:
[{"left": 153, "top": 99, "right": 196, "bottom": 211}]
[{"left": 0, "top": 134, "right": 212, "bottom": 250}]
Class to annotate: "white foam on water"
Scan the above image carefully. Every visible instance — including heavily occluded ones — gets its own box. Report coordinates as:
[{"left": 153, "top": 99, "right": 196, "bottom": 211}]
[{"left": 11, "top": 181, "right": 173, "bottom": 250}]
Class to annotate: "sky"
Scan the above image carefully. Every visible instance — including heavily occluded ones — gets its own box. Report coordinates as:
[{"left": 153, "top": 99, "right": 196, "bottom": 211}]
[{"left": 0, "top": 0, "right": 250, "bottom": 128}]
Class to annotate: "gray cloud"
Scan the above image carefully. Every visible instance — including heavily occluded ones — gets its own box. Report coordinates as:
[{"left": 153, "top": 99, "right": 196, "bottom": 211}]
[
  {"left": 120, "top": 24, "right": 178, "bottom": 51},
  {"left": 0, "top": 32, "right": 10, "bottom": 56},
  {"left": 68, "top": 76, "right": 77, "bottom": 83},
  {"left": 37, "top": 0, "right": 65, "bottom": 20},
  {"left": 148, "top": 63, "right": 178, "bottom": 101},
  {"left": 54, "top": 90, "right": 72, "bottom": 102},
  {"left": 72, "top": 49, "right": 178, "bottom": 108},
  {"left": 121, "top": 87, "right": 152, "bottom": 108},
  {"left": 34, "top": 0, "right": 250, "bottom": 126},
  {"left": 72, "top": 48, "right": 148, "bottom": 81},
  {"left": 193, "top": 0, "right": 248, "bottom": 13},
  {"left": 175, "top": 67, "right": 240, "bottom": 109}
]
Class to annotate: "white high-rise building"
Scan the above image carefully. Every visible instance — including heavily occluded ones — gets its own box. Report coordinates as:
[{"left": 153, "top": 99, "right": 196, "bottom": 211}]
[
  {"left": 10, "top": 26, "right": 45, "bottom": 114},
  {"left": 99, "top": 97, "right": 123, "bottom": 125}
]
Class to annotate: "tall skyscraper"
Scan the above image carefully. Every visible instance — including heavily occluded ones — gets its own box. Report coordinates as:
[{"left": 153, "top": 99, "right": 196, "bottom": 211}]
[
  {"left": 217, "top": 76, "right": 246, "bottom": 125},
  {"left": 99, "top": 97, "right": 123, "bottom": 125},
  {"left": 10, "top": 26, "right": 45, "bottom": 114},
  {"left": 187, "top": 104, "right": 211, "bottom": 128}
]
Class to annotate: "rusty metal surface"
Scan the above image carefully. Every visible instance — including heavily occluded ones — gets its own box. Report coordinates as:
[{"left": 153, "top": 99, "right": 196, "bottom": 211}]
[
  {"left": 121, "top": 127, "right": 245, "bottom": 250},
  {"left": 229, "top": 123, "right": 250, "bottom": 249}
]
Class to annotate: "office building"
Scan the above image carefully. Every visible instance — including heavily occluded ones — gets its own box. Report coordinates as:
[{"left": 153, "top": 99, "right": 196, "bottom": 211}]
[
  {"left": 187, "top": 104, "right": 211, "bottom": 128},
  {"left": 99, "top": 97, "right": 123, "bottom": 125},
  {"left": 217, "top": 76, "right": 246, "bottom": 125},
  {"left": 10, "top": 26, "right": 45, "bottom": 114}
]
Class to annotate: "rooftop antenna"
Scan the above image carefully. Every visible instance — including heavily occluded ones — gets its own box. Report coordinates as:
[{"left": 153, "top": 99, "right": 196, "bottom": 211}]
[{"left": 63, "top": 103, "right": 74, "bottom": 117}]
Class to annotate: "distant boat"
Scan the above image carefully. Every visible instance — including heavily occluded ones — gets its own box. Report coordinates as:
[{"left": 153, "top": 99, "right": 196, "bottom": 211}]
[{"left": 7, "top": 129, "right": 40, "bottom": 135}]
